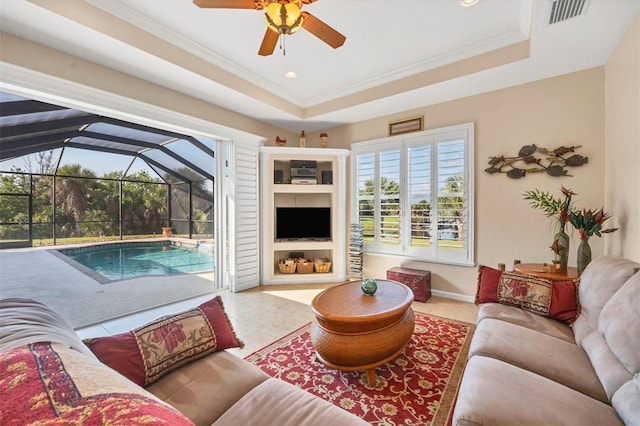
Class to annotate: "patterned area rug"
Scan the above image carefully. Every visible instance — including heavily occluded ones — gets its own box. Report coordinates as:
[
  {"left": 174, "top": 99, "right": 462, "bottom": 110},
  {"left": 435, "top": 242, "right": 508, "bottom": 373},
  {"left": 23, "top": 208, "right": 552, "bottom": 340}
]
[{"left": 245, "top": 312, "right": 475, "bottom": 426}]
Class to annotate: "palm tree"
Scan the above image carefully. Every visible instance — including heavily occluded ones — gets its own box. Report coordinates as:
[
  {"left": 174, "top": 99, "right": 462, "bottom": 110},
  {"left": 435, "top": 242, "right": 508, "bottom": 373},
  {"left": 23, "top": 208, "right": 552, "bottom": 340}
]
[
  {"left": 359, "top": 177, "right": 400, "bottom": 240},
  {"left": 438, "top": 176, "right": 464, "bottom": 240},
  {"left": 55, "top": 164, "right": 97, "bottom": 234}
]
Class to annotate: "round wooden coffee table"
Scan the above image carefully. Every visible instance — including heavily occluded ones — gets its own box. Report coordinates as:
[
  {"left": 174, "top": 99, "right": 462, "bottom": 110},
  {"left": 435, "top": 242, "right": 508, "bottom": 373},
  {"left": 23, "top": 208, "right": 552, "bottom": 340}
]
[{"left": 310, "top": 280, "right": 415, "bottom": 385}]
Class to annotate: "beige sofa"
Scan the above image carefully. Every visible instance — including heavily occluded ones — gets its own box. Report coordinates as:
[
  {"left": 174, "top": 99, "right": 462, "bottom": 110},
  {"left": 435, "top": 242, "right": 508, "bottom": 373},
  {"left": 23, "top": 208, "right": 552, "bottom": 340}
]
[
  {"left": 453, "top": 255, "right": 640, "bottom": 425},
  {"left": 0, "top": 298, "right": 368, "bottom": 426}
]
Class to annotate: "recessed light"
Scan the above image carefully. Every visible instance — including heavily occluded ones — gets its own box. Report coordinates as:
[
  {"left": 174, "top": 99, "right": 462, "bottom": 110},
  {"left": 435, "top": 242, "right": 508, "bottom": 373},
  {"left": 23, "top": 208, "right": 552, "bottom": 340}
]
[
  {"left": 460, "top": 0, "right": 479, "bottom": 6},
  {"left": 285, "top": 71, "right": 297, "bottom": 79}
]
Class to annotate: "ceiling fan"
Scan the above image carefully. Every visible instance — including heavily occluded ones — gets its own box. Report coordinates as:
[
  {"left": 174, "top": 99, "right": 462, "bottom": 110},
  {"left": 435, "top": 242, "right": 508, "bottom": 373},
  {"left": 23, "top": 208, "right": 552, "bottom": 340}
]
[{"left": 193, "top": 0, "right": 346, "bottom": 56}]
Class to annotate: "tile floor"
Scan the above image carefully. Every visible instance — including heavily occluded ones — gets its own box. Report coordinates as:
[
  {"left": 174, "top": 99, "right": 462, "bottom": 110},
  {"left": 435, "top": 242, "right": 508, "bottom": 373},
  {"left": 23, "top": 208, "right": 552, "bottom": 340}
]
[{"left": 76, "top": 283, "right": 479, "bottom": 358}]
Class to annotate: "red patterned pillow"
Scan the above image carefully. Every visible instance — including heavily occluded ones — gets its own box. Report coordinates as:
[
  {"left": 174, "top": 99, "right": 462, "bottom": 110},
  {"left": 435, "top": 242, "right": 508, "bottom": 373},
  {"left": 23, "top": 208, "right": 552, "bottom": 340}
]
[
  {"left": 84, "top": 296, "right": 243, "bottom": 387},
  {"left": 476, "top": 265, "right": 580, "bottom": 324},
  {"left": 0, "top": 342, "right": 194, "bottom": 425}
]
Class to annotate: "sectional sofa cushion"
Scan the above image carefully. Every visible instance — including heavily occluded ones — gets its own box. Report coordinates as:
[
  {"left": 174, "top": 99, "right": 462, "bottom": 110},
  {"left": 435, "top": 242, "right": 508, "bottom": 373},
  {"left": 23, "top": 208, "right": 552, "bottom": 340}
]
[
  {"left": 469, "top": 318, "right": 607, "bottom": 402},
  {"left": 476, "top": 265, "right": 579, "bottom": 323},
  {"left": 476, "top": 303, "right": 575, "bottom": 343},
  {"left": 85, "top": 296, "right": 243, "bottom": 387},
  {"left": 453, "top": 355, "right": 623, "bottom": 426},
  {"left": 146, "top": 351, "right": 270, "bottom": 425},
  {"left": 0, "top": 298, "right": 95, "bottom": 358},
  {"left": 0, "top": 342, "right": 193, "bottom": 425},
  {"left": 571, "top": 255, "right": 639, "bottom": 345},
  {"left": 581, "top": 272, "right": 640, "bottom": 400},
  {"left": 611, "top": 373, "right": 640, "bottom": 426},
  {"left": 212, "top": 378, "right": 370, "bottom": 426}
]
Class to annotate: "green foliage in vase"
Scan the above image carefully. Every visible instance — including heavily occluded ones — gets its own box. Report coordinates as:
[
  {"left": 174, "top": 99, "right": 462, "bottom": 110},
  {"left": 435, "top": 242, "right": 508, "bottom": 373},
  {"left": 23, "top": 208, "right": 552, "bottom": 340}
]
[
  {"left": 569, "top": 208, "right": 618, "bottom": 239},
  {"left": 523, "top": 189, "right": 565, "bottom": 217},
  {"left": 523, "top": 186, "right": 577, "bottom": 220}
]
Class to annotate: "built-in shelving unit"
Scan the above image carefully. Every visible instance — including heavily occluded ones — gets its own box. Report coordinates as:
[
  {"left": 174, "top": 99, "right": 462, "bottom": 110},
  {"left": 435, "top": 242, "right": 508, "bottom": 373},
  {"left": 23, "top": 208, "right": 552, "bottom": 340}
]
[{"left": 259, "top": 146, "right": 350, "bottom": 284}]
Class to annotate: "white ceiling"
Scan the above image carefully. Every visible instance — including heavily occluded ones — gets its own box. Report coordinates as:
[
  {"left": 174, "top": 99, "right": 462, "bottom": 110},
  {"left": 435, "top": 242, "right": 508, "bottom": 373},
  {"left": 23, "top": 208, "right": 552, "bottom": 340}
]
[{"left": 1, "top": 0, "right": 638, "bottom": 133}]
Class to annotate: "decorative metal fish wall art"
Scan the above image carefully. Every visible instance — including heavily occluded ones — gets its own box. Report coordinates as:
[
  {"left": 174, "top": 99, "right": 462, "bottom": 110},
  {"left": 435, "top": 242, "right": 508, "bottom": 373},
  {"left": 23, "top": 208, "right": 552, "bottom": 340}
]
[{"left": 485, "top": 145, "right": 588, "bottom": 179}]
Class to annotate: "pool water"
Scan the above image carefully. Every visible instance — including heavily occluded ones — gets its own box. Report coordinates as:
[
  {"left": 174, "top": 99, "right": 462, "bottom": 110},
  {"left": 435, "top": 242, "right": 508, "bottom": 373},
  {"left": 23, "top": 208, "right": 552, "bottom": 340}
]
[{"left": 60, "top": 243, "right": 214, "bottom": 281}]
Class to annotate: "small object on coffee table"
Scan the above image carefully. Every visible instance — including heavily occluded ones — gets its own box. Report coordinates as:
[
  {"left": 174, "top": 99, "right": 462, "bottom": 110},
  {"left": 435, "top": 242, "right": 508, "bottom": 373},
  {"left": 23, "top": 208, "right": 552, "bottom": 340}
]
[{"left": 361, "top": 278, "right": 377, "bottom": 295}]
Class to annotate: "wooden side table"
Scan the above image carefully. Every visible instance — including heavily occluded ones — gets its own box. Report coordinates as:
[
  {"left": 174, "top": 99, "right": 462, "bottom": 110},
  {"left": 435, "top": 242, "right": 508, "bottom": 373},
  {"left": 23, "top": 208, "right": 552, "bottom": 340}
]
[{"left": 513, "top": 263, "right": 579, "bottom": 281}]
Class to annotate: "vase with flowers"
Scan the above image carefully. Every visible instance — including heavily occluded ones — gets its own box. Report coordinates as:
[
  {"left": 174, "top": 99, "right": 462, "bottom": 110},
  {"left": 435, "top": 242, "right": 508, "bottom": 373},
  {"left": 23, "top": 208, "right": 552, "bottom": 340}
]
[
  {"left": 569, "top": 208, "right": 618, "bottom": 274},
  {"left": 523, "top": 186, "right": 576, "bottom": 271}
]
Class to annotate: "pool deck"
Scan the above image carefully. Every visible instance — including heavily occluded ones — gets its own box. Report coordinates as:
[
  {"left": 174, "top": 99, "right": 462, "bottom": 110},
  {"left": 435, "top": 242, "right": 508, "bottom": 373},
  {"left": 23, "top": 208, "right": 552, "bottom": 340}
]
[{"left": 0, "top": 238, "right": 217, "bottom": 329}]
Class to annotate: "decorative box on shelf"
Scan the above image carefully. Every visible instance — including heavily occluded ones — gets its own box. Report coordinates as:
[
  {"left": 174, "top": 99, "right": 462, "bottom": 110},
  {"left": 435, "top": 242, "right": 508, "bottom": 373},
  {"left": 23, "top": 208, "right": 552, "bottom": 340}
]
[{"left": 386, "top": 267, "right": 431, "bottom": 302}]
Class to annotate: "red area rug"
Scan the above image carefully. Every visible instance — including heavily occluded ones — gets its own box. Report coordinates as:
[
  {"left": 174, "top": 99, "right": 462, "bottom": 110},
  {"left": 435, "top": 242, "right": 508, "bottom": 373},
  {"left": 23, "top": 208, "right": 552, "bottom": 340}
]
[{"left": 245, "top": 313, "right": 475, "bottom": 426}]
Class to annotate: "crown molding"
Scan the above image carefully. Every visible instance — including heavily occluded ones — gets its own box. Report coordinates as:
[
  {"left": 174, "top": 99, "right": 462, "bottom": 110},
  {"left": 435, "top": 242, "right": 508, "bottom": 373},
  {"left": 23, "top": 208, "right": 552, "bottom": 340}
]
[{"left": 304, "top": 29, "right": 528, "bottom": 107}]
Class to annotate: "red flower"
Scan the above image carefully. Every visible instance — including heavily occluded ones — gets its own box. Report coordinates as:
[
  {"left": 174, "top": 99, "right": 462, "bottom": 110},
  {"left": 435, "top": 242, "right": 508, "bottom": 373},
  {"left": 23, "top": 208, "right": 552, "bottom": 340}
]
[
  {"left": 151, "top": 323, "right": 186, "bottom": 354},
  {"left": 560, "top": 186, "right": 577, "bottom": 197},
  {"left": 509, "top": 281, "right": 529, "bottom": 297}
]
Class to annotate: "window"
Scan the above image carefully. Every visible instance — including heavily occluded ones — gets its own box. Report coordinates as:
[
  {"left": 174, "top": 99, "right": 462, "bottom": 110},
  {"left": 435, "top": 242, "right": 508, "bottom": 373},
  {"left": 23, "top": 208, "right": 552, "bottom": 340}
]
[{"left": 351, "top": 122, "right": 474, "bottom": 265}]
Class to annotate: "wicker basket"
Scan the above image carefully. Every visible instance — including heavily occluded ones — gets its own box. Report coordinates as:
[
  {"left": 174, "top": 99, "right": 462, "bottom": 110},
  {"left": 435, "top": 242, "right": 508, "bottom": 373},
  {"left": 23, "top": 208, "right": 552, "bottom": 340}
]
[
  {"left": 278, "top": 260, "right": 297, "bottom": 274},
  {"left": 296, "top": 261, "right": 314, "bottom": 274},
  {"left": 314, "top": 261, "right": 332, "bottom": 273}
]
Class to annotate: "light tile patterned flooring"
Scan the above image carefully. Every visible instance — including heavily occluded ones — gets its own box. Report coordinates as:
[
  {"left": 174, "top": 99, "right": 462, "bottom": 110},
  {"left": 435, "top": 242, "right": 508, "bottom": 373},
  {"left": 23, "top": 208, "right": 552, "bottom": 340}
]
[{"left": 76, "top": 283, "right": 478, "bottom": 358}]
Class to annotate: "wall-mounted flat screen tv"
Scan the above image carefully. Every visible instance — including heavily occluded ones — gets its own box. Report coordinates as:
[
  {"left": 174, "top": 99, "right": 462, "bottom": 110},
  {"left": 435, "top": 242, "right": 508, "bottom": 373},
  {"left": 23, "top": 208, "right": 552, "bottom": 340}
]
[{"left": 276, "top": 207, "right": 331, "bottom": 241}]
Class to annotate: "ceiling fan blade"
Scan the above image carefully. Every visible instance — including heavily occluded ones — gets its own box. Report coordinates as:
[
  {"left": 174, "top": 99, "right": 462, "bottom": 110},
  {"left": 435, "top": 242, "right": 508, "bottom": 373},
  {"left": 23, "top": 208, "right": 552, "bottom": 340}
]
[
  {"left": 258, "top": 28, "right": 279, "bottom": 56},
  {"left": 193, "top": 0, "right": 258, "bottom": 9},
  {"left": 301, "top": 12, "right": 346, "bottom": 49}
]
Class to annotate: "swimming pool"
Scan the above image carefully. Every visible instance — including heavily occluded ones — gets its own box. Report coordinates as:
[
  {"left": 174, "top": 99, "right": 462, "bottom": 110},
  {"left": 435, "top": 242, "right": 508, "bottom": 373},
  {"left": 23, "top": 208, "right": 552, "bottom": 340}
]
[{"left": 57, "top": 241, "right": 214, "bottom": 282}]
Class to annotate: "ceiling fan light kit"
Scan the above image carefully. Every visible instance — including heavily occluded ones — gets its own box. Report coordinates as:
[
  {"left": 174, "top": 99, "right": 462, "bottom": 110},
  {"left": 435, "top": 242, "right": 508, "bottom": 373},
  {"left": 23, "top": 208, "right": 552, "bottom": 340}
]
[
  {"left": 265, "top": 2, "right": 303, "bottom": 35},
  {"left": 193, "top": 0, "right": 346, "bottom": 56}
]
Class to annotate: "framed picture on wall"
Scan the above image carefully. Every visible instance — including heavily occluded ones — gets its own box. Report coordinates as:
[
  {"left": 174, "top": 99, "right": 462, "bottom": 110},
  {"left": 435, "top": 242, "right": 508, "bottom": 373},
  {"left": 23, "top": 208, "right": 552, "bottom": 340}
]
[{"left": 388, "top": 116, "right": 423, "bottom": 136}]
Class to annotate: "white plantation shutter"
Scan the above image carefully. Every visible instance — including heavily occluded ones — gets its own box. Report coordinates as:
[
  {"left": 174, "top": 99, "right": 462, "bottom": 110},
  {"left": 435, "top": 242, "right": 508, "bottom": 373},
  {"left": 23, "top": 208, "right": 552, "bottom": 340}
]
[
  {"left": 351, "top": 123, "right": 474, "bottom": 265},
  {"left": 356, "top": 152, "right": 375, "bottom": 242},
  {"left": 407, "top": 142, "right": 432, "bottom": 256},
  {"left": 379, "top": 149, "right": 402, "bottom": 253},
  {"left": 230, "top": 141, "right": 260, "bottom": 291},
  {"left": 436, "top": 131, "right": 470, "bottom": 262}
]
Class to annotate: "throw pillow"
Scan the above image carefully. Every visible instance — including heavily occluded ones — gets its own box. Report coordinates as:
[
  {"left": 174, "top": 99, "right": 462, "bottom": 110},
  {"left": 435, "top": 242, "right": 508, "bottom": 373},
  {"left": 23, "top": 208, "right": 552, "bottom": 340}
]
[
  {"left": 0, "top": 342, "right": 194, "bottom": 425},
  {"left": 476, "top": 265, "right": 580, "bottom": 324},
  {"left": 84, "top": 296, "right": 243, "bottom": 387}
]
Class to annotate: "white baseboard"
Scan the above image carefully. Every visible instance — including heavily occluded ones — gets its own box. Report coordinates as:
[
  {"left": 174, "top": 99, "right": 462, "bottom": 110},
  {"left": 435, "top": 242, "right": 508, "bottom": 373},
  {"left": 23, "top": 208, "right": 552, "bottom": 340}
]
[{"left": 431, "top": 289, "right": 475, "bottom": 304}]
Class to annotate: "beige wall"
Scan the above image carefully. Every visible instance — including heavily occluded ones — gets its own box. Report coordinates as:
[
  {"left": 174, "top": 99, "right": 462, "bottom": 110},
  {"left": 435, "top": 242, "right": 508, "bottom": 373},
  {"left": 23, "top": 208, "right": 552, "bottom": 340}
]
[
  {"left": 604, "top": 14, "right": 640, "bottom": 262},
  {"left": 320, "top": 68, "right": 608, "bottom": 297}
]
